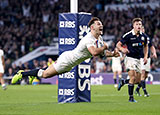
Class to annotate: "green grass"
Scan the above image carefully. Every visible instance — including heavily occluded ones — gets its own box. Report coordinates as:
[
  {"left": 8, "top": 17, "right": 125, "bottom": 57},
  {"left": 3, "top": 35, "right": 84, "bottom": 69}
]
[{"left": 0, "top": 85, "right": 160, "bottom": 115}]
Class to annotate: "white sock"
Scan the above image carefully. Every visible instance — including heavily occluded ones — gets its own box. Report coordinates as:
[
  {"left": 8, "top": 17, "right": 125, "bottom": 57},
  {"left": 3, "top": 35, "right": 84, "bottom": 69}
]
[
  {"left": 2, "top": 84, "right": 6, "bottom": 87},
  {"left": 37, "top": 69, "right": 44, "bottom": 78},
  {"left": 2, "top": 84, "right": 7, "bottom": 90}
]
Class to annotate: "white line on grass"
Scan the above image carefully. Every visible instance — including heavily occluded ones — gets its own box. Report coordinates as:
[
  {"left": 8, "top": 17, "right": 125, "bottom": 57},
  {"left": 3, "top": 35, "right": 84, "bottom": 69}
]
[
  {"left": 51, "top": 93, "right": 160, "bottom": 98},
  {"left": 92, "top": 92, "right": 160, "bottom": 97}
]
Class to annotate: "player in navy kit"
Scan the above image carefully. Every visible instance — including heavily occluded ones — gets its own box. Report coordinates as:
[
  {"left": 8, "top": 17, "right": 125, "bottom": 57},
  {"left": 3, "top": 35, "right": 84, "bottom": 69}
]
[
  {"left": 117, "top": 26, "right": 157, "bottom": 97},
  {"left": 135, "top": 26, "right": 157, "bottom": 97},
  {"left": 116, "top": 18, "right": 148, "bottom": 102}
]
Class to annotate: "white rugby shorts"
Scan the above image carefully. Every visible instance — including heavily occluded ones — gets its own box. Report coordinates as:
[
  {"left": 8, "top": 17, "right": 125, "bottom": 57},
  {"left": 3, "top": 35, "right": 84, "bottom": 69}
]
[
  {"left": 0, "top": 64, "right": 4, "bottom": 73},
  {"left": 124, "top": 56, "right": 141, "bottom": 73},
  {"left": 112, "top": 64, "right": 122, "bottom": 72},
  {"left": 140, "top": 58, "right": 151, "bottom": 72},
  {"left": 53, "top": 51, "right": 73, "bottom": 74}
]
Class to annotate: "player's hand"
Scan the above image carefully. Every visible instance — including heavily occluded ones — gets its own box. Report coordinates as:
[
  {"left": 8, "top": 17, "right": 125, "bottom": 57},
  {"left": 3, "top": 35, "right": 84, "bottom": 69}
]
[
  {"left": 103, "top": 42, "right": 108, "bottom": 50},
  {"left": 113, "top": 49, "right": 120, "bottom": 57},
  {"left": 143, "top": 57, "right": 147, "bottom": 65},
  {"left": 121, "top": 48, "right": 129, "bottom": 54},
  {"left": 151, "top": 53, "right": 157, "bottom": 59}
]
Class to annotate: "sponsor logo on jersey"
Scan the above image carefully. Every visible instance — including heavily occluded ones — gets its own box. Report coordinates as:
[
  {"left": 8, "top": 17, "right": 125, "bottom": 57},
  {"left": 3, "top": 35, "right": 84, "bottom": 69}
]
[
  {"left": 130, "top": 37, "right": 136, "bottom": 40},
  {"left": 132, "top": 42, "right": 143, "bottom": 46}
]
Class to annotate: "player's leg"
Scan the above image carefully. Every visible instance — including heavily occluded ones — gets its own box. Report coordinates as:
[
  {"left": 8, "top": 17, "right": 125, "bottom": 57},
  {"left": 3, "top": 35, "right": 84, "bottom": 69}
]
[
  {"left": 117, "top": 70, "right": 125, "bottom": 91},
  {"left": 118, "top": 76, "right": 141, "bottom": 91},
  {"left": 113, "top": 71, "right": 117, "bottom": 87},
  {"left": 145, "top": 72, "right": 148, "bottom": 79},
  {"left": 41, "top": 65, "right": 59, "bottom": 78},
  {"left": 118, "top": 70, "right": 122, "bottom": 79},
  {"left": 117, "top": 65, "right": 129, "bottom": 91},
  {"left": 144, "top": 72, "right": 149, "bottom": 97},
  {"left": 135, "top": 72, "right": 142, "bottom": 96},
  {"left": 117, "top": 77, "right": 124, "bottom": 91},
  {"left": 139, "top": 58, "right": 150, "bottom": 97},
  {"left": 140, "top": 70, "right": 149, "bottom": 97},
  {"left": 0, "top": 73, "right": 7, "bottom": 90},
  {"left": 11, "top": 65, "right": 59, "bottom": 84},
  {"left": 140, "top": 70, "right": 148, "bottom": 95},
  {"left": 118, "top": 57, "right": 127, "bottom": 91},
  {"left": 11, "top": 67, "right": 45, "bottom": 84},
  {"left": 128, "top": 70, "right": 137, "bottom": 102},
  {"left": 142, "top": 58, "right": 151, "bottom": 97},
  {"left": 12, "top": 54, "right": 71, "bottom": 84}
]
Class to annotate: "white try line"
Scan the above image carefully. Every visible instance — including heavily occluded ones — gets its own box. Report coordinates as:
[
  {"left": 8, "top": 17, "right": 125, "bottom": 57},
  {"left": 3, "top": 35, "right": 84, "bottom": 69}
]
[
  {"left": 92, "top": 92, "right": 160, "bottom": 97},
  {"left": 51, "top": 93, "right": 160, "bottom": 98}
]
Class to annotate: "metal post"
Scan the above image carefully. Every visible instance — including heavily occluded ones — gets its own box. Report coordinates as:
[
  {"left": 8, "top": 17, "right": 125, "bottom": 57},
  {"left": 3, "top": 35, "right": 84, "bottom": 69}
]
[{"left": 70, "top": 0, "right": 78, "bottom": 13}]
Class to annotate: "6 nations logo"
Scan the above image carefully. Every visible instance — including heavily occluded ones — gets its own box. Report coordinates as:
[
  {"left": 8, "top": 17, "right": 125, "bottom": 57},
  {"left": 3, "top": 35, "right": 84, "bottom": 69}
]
[{"left": 79, "top": 25, "right": 90, "bottom": 39}]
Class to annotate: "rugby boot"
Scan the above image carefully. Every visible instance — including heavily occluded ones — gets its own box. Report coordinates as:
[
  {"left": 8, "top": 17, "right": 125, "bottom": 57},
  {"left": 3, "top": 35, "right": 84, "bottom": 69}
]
[
  {"left": 135, "top": 90, "right": 142, "bottom": 96},
  {"left": 144, "top": 93, "right": 150, "bottom": 97},
  {"left": 117, "top": 78, "right": 125, "bottom": 91},
  {"left": 11, "top": 70, "right": 24, "bottom": 84},
  {"left": 129, "top": 97, "right": 137, "bottom": 103},
  {"left": 29, "top": 76, "right": 36, "bottom": 84}
]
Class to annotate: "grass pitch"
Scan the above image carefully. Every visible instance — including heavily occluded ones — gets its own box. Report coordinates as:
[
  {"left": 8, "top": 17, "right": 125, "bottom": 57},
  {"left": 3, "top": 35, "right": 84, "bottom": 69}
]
[{"left": 0, "top": 84, "right": 160, "bottom": 115}]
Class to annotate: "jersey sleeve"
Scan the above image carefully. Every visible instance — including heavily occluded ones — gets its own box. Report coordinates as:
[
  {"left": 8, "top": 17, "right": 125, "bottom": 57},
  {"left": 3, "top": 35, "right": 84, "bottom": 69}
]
[
  {"left": 120, "top": 34, "right": 128, "bottom": 45},
  {"left": 86, "top": 39, "right": 96, "bottom": 48},
  {"left": 148, "top": 37, "right": 152, "bottom": 47},
  {"left": 144, "top": 34, "right": 149, "bottom": 46}
]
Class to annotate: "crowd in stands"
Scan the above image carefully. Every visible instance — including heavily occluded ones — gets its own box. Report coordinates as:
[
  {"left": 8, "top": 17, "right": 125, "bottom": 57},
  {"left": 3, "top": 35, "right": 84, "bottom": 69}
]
[{"left": 0, "top": 0, "right": 160, "bottom": 77}]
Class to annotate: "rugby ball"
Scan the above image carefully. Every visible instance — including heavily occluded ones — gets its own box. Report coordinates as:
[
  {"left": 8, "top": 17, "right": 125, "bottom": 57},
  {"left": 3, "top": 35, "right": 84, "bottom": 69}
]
[{"left": 96, "top": 39, "right": 105, "bottom": 58}]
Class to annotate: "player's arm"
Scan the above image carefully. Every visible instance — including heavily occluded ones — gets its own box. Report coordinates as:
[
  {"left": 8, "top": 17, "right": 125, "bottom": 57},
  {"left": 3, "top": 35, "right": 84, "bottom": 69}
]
[
  {"left": 105, "top": 50, "right": 120, "bottom": 57},
  {"left": 150, "top": 45, "right": 157, "bottom": 58},
  {"left": 120, "top": 53, "right": 125, "bottom": 61},
  {"left": 116, "top": 41, "right": 129, "bottom": 54},
  {"left": 105, "top": 50, "right": 113, "bottom": 57},
  {"left": 143, "top": 44, "right": 148, "bottom": 65},
  {"left": 88, "top": 43, "right": 108, "bottom": 56}
]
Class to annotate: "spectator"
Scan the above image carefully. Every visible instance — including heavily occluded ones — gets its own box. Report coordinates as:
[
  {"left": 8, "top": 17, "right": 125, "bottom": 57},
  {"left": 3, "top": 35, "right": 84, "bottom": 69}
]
[
  {"left": 95, "top": 58, "right": 106, "bottom": 73},
  {"left": 47, "top": 58, "right": 54, "bottom": 66}
]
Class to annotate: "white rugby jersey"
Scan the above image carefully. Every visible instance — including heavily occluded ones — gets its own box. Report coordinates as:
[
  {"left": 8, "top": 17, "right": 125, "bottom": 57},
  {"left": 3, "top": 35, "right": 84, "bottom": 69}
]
[
  {"left": 64, "top": 32, "right": 102, "bottom": 66},
  {"left": 0, "top": 49, "right": 4, "bottom": 65},
  {"left": 112, "top": 52, "right": 122, "bottom": 66}
]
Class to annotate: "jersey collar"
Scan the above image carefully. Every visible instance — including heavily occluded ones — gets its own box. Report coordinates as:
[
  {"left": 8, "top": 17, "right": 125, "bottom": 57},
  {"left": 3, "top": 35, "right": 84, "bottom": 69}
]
[
  {"left": 90, "top": 32, "right": 98, "bottom": 40},
  {"left": 131, "top": 29, "right": 142, "bottom": 35}
]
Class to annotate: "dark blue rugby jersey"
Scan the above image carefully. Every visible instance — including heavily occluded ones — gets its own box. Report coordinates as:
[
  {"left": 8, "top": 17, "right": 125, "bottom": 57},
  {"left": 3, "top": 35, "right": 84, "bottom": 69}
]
[
  {"left": 120, "top": 29, "right": 148, "bottom": 59},
  {"left": 140, "top": 33, "right": 152, "bottom": 58}
]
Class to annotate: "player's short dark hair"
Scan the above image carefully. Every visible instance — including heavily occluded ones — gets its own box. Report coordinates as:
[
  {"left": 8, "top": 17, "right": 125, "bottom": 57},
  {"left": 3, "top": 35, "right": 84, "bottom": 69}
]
[
  {"left": 132, "top": 18, "right": 142, "bottom": 25},
  {"left": 88, "top": 17, "right": 100, "bottom": 27}
]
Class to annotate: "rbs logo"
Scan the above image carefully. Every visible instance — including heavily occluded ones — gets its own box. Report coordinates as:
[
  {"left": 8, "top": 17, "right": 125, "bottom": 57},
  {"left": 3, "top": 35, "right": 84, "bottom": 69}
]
[
  {"left": 60, "top": 21, "right": 75, "bottom": 28},
  {"left": 59, "top": 88, "right": 74, "bottom": 96},
  {"left": 78, "top": 65, "right": 91, "bottom": 91},
  {"left": 59, "top": 72, "right": 75, "bottom": 79},
  {"left": 59, "top": 38, "right": 75, "bottom": 45}
]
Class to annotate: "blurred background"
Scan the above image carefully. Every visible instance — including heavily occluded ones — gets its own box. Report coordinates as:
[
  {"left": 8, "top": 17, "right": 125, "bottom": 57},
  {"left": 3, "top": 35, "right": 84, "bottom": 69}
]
[{"left": 0, "top": 0, "right": 160, "bottom": 83}]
